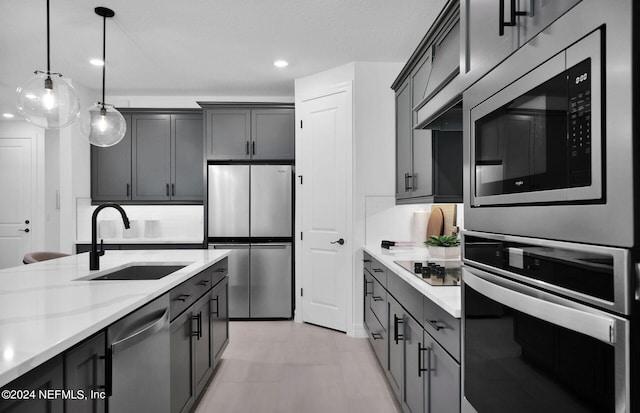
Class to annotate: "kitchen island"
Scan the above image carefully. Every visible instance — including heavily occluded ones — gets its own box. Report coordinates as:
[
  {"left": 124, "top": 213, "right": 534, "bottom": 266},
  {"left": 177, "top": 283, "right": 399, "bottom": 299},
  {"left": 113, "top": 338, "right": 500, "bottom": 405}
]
[{"left": 0, "top": 249, "right": 229, "bottom": 408}]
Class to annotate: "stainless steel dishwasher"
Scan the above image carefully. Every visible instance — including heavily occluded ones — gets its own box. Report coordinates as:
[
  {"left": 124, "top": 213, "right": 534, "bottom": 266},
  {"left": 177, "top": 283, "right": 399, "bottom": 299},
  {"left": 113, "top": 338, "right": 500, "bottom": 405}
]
[{"left": 107, "top": 294, "right": 170, "bottom": 413}]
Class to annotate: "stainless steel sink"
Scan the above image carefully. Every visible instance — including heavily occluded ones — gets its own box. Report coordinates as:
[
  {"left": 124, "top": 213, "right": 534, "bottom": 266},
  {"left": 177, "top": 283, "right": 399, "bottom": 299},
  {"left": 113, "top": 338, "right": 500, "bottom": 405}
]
[{"left": 79, "top": 264, "right": 189, "bottom": 281}]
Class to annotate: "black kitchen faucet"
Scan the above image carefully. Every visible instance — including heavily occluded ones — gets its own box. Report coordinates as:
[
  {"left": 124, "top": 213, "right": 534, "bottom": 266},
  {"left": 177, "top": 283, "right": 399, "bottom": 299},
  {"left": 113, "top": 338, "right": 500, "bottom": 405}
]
[{"left": 90, "top": 203, "right": 130, "bottom": 270}]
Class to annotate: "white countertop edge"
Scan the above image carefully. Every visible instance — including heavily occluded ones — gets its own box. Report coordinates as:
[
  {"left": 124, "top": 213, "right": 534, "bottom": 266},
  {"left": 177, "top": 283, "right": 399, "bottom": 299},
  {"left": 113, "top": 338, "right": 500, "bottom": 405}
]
[
  {"left": 362, "top": 245, "right": 461, "bottom": 318},
  {"left": 0, "top": 249, "right": 230, "bottom": 388}
]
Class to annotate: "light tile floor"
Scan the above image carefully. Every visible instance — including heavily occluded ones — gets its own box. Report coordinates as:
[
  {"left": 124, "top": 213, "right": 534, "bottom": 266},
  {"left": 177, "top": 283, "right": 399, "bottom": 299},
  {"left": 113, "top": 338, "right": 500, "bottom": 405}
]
[{"left": 194, "top": 321, "right": 401, "bottom": 413}]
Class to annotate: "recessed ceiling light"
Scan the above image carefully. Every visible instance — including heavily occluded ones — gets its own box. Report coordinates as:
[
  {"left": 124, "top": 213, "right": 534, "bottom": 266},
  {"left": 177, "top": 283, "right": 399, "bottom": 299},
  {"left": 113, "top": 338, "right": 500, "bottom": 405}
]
[
  {"left": 2, "top": 113, "right": 15, "bottom": 119},
  {"left": 90, "top": 59, "right": 104, "bottom": 66},
  {"left": 274, "top": 60, "right": 289, "bottom": 68}
]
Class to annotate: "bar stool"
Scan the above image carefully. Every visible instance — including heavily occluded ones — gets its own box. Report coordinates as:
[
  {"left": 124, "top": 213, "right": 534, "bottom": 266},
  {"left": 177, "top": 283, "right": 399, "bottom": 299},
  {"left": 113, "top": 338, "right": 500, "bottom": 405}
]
[{"left": 23, "top": 251, "right": 70, "bottom": 264}]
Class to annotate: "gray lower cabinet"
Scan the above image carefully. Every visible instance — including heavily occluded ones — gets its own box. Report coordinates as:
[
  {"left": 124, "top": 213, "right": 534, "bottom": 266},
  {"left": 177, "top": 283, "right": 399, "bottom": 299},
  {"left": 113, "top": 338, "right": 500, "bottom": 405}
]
[
  {"left": 424, "top": 334, "right": 460, "bottom": 413},
  {"left": 387, "top": 296, "right": 403, "bottom": 401},
  {"left": 363, "top": 252, "right": 461, "bottom": 413},
  {"left": 170, "top": 308, "right": 196, "bottom": 413},
  {"left": 91, "top": 110, "right": 203, "bottom": 204},
  {"left": 0, "top": 357, "right": 64, "bottom": 413},
  {"left": 204, "top": 105, "right": 294, "bottom": 161},
  {"left": 170, "top": 261, "right": 229, "bottom": 413},
  {"left": 210, "top": 277, "right": 229, "bottom": 365},
  {"left": 64, "top": 332, "right": 106, "bottom": 413},
  {"left": 404, "top": 315, "right": 425, "bottom": 413}
]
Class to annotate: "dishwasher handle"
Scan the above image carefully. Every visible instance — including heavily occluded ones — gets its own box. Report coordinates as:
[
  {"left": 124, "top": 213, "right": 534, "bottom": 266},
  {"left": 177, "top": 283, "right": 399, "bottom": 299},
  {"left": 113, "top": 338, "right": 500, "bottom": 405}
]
[{"left": 111, "top": 309, "right": 169, "bottom": 354}]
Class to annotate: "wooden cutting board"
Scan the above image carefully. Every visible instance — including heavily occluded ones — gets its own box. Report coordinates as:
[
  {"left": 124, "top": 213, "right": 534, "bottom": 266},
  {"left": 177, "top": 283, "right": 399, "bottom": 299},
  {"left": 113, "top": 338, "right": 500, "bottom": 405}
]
[{"left": 426, "top": 207, "right": 444, "bottom": 238}]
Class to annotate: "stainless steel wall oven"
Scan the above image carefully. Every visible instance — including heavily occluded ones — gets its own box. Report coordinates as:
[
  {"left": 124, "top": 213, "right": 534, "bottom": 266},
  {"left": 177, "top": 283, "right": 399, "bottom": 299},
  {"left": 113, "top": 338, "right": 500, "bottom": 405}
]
[{"left": 462, "top": 231, "right": 631, "bottom": 413}]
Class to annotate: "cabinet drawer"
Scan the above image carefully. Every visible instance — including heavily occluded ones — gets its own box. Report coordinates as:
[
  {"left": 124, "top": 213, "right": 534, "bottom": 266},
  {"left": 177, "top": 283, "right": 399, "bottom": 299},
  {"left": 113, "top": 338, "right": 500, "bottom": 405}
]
[
  {"left": 170, "top": 269, "right": 213, "bottom": 320},
  {"left": 210, "top": 258, "right": 228, "bottom": 286},
  {"left": 423, "top": 296, "right": 460, "bottom": 362},
  {"left": 370, "top": 258, "right": 387, "bottom": 285},
  {"left": 387, "top": 270, "right": 424, "bottom": 324},
  {"left": 370, "top": 277, "right": 387, "bottom": 326},
  {"left": 366, "top": 306, "right": 388, "bottom": 368}
]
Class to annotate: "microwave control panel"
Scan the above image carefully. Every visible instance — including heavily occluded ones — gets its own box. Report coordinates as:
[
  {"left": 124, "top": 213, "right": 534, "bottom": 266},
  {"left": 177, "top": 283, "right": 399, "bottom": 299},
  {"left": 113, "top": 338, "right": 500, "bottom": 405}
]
[{"left": 568, "top": 58, "right": 592, "bottom": 187}]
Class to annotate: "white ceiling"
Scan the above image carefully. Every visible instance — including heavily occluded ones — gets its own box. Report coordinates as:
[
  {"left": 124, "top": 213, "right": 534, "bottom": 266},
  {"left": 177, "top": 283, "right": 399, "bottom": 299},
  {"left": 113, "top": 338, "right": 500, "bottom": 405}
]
[{"left": 0, "top": 0, "right": 446, "bottom": 117}]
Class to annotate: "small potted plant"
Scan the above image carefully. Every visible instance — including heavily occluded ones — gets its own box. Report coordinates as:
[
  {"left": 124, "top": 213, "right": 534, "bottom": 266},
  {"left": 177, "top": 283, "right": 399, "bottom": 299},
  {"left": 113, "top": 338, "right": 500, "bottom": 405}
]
[{"left": 425, "top": 235, "right": 461, "bottom": 259}]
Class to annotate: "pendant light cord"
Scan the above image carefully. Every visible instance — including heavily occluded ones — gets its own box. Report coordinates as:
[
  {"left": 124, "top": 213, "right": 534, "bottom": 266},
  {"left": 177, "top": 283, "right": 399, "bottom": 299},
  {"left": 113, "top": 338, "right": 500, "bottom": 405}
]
[
  {"left": 46, "top": 0, "right": 51, "bottom": 79},
  {"left": 101, "top": 14, "right": 106, "bottom": 110}
]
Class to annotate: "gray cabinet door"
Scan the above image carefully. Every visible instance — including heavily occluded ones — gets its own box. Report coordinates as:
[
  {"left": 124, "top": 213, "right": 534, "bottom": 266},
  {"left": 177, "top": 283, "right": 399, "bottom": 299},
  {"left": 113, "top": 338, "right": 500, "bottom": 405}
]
[
  {"left": 387, "top": 296, "right": 403, "bottom": 402},
  {"left": 403, "top": 315, "right": 425, "bottom": 413},
  {"left": 463, "top": 0, "right": 519, "bottom": 78},
  {"left": 170, "top": 310, "right": 195, "bottom": 413},
  {"left": 64, "top": 332, "right": 106, "bottom": 413},
  {"left": 363, "top": 270, "right": 374, "bottom": 331},
  {"left": 251, "top": 109, "right": 295, "bottom": 160},
  {"left": 193, "top": 294, "right": 213, "bottom": 397},
  {"left": 249, "top": 244, "right": 292, "bottom": 318},
  {"left": 132, "top": 114, "right": 172, "bottom": 201},
  {"left": 211, "top": 277, "right": 229, "bottom": 364},
  {"left": 424, "top": 20, "right": 460, "bottom": 100},
  {"left": 206, "top": 109, "right": 251, "bottom": 160},
  {"left": 91, "top": 113, "right": 132, "bottom": 201},
  {"left": 425, "top": 333, "right": 460, "bottom": 413},
  {"left": 396, "top": 81, "right": 412, "bottom": 199},
  {"left": 171, "top": 114, "right": 203, "bottom": 201},
  {"left": 519, "top": 0, "right": 582, "bottom": 45},
  {"left": 0, "top": 356, "right": 64, "bottom": 413},
  {"left": 411, "top": 51, "right": 433, "bottom": 111}
]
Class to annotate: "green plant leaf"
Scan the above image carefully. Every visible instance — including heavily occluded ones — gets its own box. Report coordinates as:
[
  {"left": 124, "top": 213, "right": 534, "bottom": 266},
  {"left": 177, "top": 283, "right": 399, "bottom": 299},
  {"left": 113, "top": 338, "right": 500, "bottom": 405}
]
[{"left": 424, "top": 235, "right": 460, "bottom": 247}]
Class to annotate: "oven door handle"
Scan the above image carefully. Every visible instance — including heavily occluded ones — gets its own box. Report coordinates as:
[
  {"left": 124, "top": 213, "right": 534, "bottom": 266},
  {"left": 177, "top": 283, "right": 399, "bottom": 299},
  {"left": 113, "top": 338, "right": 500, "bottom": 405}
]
[{"left": 463, "top": 267, "right": 617, "bottom": 344}]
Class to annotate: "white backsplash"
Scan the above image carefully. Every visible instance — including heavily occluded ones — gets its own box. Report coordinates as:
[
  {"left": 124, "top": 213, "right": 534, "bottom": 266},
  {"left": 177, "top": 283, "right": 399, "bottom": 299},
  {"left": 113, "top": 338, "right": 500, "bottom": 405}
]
[
  {"left": 76, "top": 198, "right": 204, "bottom": 243},
  {"left": 364, "top": 196, "right": 464, "bottom": 248}
]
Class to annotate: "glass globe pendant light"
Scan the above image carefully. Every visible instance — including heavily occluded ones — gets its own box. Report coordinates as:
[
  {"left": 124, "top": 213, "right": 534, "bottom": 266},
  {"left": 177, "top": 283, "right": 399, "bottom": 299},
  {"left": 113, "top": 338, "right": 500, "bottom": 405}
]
[
  {"left": 81, "top": 7, "right": 126, "bottom": 147},
  {"left": 15, "top": 0, "right": 81, "bottom": 129}
]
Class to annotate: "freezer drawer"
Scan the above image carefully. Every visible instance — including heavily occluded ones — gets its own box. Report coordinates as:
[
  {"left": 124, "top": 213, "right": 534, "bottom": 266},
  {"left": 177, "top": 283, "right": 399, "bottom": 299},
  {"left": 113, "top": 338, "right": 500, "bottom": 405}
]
[
  {"left": 250, "top": 165, "right": 292, "bottom": 237},
  {"left": 209, "top": 244, "right": 250, "bottom": 318},
  {"left": 250, "top": 243, "right": 292, "bottom": 318},
  {"left": 208, "top": 165, "right": 250, "bottom": 237}
]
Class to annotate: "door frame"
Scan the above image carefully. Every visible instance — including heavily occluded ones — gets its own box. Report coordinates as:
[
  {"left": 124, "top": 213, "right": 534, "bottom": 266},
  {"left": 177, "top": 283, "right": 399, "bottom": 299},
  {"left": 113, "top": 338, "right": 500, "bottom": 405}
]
[{"left": 294, "top": 82, "right": 355, "bottom": 335}]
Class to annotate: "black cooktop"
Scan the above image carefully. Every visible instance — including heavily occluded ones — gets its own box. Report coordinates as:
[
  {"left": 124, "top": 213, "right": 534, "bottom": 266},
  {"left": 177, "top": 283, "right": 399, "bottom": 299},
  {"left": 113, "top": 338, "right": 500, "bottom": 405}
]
[{"left": 394, "top": 260, "right": 461, "bottom": 286}]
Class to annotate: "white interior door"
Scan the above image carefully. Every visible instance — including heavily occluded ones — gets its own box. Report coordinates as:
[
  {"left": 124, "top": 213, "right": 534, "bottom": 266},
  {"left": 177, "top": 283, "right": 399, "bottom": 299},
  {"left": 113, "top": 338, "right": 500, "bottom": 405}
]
[
  {"left": 0, "top": 138, "right": 33, "bottom": 269},
  {"left": 300, "top": 87, "right": 351, "bottom": 332}
]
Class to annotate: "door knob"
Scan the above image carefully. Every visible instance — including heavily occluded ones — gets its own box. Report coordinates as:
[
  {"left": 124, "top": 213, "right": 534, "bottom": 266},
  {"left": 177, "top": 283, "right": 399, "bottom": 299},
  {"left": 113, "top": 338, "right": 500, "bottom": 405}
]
[
  {"left": 330, "top": 238, "right": 345, "bottom": 245},
  {"left": 19, "top": 228, "right": 30, "bottom": 233}
]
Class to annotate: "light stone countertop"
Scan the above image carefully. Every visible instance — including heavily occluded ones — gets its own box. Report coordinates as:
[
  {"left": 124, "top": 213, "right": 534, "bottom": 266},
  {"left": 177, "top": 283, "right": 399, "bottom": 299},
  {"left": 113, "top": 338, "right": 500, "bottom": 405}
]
[
  {"left": 363, "top": 245, "right": 461, "bottom": 318},
  {"left": 0, "top": 249, "right": 229, "bottom": 388}
]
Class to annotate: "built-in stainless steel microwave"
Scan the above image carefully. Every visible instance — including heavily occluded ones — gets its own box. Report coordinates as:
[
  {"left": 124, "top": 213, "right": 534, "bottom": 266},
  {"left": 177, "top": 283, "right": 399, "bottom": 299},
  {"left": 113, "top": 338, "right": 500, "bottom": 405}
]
[
  {"left": 470, "top": 29, "right": 602, "bottom": 207},
  {"left": 463, "top": 2, "right": 636, "bottom": 248}
]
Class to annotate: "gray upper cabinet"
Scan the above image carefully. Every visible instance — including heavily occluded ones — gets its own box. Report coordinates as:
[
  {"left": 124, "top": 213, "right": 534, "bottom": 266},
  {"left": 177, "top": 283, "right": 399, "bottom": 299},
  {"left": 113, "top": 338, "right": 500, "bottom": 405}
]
[
  {"left": 132, "top": 114, "right": 172, "bottom": 201},
  {"left": 392, "top": 0, "right": 462, "bottom": 205},
  {"left": 206, "top": 109, "right": 251, "bottom": 160},
  {"left": 462, "top": 0, "right": 581, "bottom": 81},
  {"left": 172, "top": 114, "right": 204, "bottom": 202},
  {"left": 204, "top": 104, "right": 294, "bottom": 161},
  {"left": 251, "top": 109, "right": 295, "bottom": 160},
  {"left": 396, "top": 81, "right": 412, "bottom": 200},
  {"left": 91, "top": 110, "right": 203, "bottom": 204},
  {"left": 91, "top": 113, "right": 132, "bottom": 202}
]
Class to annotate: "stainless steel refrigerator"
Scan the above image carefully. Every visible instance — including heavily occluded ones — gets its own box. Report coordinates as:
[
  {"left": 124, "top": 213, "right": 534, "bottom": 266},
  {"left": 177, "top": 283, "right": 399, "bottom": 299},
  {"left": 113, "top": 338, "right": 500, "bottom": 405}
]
[{"left": 207, "top": 164, "right": 292, "bottom": 319}]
